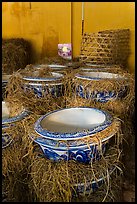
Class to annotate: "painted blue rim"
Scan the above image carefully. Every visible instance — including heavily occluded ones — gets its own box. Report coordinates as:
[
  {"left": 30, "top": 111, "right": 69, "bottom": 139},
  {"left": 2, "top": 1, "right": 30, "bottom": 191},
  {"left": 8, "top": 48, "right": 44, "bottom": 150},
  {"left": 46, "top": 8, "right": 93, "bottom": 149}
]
[
  {"left": 73, "top": 165, "right": 116, "bottom": 190},
  {"left": 22, "top": 72, "right": 64, "bottom": 82},
  {"left": 34, "top": 107, "right": 113, "bottom": 140},
  {"left": 2, "top": 109, "right": 29, "bottom": 125},
  {"left": 24, "top": 82, "right": 63, "bottom": 86},
  {"left": 33, "top": 64, "right": 67, "bottom": 69},
  {"left": 30, "top": 127, "right": 116, "bottom": 150},
  {"left": 80, "top": 67, "right": 117, "bottom": 71},
  {"left": 2, "top": 134, "right": 13, "bottom": 149},
  {"left": 30, "top": 133, "right": 114, "bottom": 151},
  {"left": 75, "top": 72, "right": 125, "bottom": 81}
]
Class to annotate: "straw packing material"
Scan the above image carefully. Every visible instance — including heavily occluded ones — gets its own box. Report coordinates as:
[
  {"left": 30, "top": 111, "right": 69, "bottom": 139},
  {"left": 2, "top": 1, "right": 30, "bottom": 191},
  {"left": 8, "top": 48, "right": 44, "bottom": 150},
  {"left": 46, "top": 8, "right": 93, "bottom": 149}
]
[
  {"left": 71, "top": 71, "right": 134, "bottom": 118},
  {"left": 2, "top": 116, "right": 35, "bottom": 202},
  {"left": 2, "top": 100, "right": 124, "bottom": 202},
  {"left": 29, "top": 117, "right": 122, "bottom": 151},
  {"left": 2, "top": 38, "right": 32, "bottom": 75},
  {"left": 28, "top": 143, "right": 123, "bottom": 202},
  {"left": 5, "top": 71, "right": 66, "bottom": 115},
  {"left": 25, "top": 112, "right": 123, "bottom": 202}
]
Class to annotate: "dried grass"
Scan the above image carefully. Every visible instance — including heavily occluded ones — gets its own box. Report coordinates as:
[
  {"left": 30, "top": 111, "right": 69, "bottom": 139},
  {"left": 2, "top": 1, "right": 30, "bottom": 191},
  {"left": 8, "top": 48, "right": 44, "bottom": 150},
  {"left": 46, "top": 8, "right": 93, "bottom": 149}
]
[
  {"left": 2, "top": 109, "right": 123, "bottom": 202},
  {"left": 28, "top": 143, "right": 123, "bottom": 202},
  {"left": 2, "top": 58, "right": 134, "bottom": 202},
  {"left": 2, "top": 38, "right": 32, "bottom": 75}
]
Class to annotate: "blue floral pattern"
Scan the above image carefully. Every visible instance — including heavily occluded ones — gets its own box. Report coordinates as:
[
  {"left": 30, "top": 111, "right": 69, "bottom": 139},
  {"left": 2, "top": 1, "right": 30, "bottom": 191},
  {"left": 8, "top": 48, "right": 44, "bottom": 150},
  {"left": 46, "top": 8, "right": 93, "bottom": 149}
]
[
  {"left": 2, "top": 109, "right": 29, "bottom": 125},
  {"left": 36, "top": 142, "right": 107, "bottom": 163},
  {"left": 76, "top": 84, "right": 127, "bottom": 103},
  {"left": 2, "top": 133, "right": 13, "bottom": 149},
  {"left": 24, "top": 83, "right": 64, "bottom": 98},
  {"left": 73, "top": 166, "right": 116, "bottom": 194}
]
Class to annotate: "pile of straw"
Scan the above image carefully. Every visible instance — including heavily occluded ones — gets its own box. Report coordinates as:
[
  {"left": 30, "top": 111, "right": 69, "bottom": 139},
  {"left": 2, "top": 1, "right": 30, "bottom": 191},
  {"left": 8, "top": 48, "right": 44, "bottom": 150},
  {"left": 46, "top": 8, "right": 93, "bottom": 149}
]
[
  {"left": 70, "top": 70, "right": 135, "bottom": 119},
  {"left": 2, "top": 116, "right": 34, "bottom": 202},
  {"left": 28, "top": 145, "right": 123, "bottom": 202},
  {"left": 2, "top": 101, "right": 123, "bottom": 202},
  {"left": 5, "top": 63, "right": 134, "bottom": 118},
  {"left": 2, "top": 58, "right": 134, "bottom": 202},
  {"left": 2, "top": 38, "right": 32, "bottom": 75}
]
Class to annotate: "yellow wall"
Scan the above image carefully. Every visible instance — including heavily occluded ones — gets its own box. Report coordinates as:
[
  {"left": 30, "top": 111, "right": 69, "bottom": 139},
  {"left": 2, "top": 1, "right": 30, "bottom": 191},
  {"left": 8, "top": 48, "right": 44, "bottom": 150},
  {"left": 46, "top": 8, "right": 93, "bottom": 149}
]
[
  {"left": 2, "top": 2, "right": 71, "bottom": 62},
  {"left": 2, "top": 2, "right": 135, "bottom": 72},
  {"left": 72, "top": 2, "right": 135, "bottom": 72}
]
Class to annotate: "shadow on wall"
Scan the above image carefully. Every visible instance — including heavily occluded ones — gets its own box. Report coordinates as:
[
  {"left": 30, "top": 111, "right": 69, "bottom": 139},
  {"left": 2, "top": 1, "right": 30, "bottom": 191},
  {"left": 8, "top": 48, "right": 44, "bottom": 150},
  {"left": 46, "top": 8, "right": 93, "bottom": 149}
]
[{"left": 41, "top": 27, "right": 59, "bottom": 58}]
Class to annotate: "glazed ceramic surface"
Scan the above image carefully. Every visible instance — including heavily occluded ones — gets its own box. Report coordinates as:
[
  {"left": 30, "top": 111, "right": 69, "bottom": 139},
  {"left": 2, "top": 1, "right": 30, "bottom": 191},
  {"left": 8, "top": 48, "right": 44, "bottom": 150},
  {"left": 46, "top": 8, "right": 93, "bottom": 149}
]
[
  {"left": 80, "top": 66, "right": 121, "bottom": 72},
  {"left": 23, "top": 71, "right": 64, "bottom": 98},
  {"left": 31, "top": 138, "right": 109, "bottom": 163},
  {"left": 75, "top": 72, "right": 127, "bottom": 103},
  {"left": 34, "top": 107, "right": 112, "bottom": 140},
  {"left": 34, "top": 64, "right": 66, "bottom": 69},
  {"left": 75, "top": 72, "right": 124, "bottom": 80},
  {"left": 31, "top": 128, "right": 114, "bottom": 149},
  {"left": 73, "top": 165, "right": 116, "bottom": 194},
  {"left": 48, "top": 64, "right": 67, "bottom": 69},
  {"left": 2, "top": 101, "right": 29, "bottom": 148},
  {"left": 30, "top": 129, "right": 116, "bottom": 163},
  {"left": 2, "top": 101, "right": 29, "bottom": 125},
  {"left": 31, "top": 107, "right": 115, "bottom": 163}
]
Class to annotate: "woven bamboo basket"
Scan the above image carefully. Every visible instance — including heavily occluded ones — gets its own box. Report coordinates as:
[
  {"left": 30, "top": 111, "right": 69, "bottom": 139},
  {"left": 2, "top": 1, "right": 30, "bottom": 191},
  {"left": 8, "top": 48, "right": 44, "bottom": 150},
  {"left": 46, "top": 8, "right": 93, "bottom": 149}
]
[{"left": 79, "top": 29, "right": 130, "bottom": 67}]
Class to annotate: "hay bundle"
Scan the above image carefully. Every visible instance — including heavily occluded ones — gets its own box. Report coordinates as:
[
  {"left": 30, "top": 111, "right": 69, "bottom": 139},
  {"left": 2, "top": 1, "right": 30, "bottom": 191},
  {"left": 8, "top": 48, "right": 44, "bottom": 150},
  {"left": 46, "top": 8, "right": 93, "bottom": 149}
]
[
  {"left": 70, "top": 71, "right": 135, "bottom": 118},
  {"left": 38, "top": 56, "right": 70, "bottom": 65},
  {"left": 3, "top": 58, "right": 134, "bottom": 202},
  {"left": 4, "top": 64, "right": 81, "bottom": 115},
  {"left": 5, "top": 65, "right": 134, "bottom": 118},
  {"left": 20, "top": 64, "right": 52, "bottom": 77},
  {"left": 28, "top": 144, "right": 123, "bottom": 202},
  {"left": 2, "top": 111, "right": 122, "bottom": 202},
  {"left": 79, "top": 29, "right": 130, "bottom": 68},
  {"left": 2, "top": 103, "right": 123, "bottom": 202},
  {"left": 2, "top": 112, "right": 124, "bottom": 202},
  {"left": 2, "top": 38, "right": 32, "bottom": 75},
  {"left": 5, "top": 71, "right": 65, "bottom": 115},
  {"left": 22, "top": 112, "right": 123, "bottom": 202},
  {"left": 2, "top": 115, "right": 35, "bottom": 202}
]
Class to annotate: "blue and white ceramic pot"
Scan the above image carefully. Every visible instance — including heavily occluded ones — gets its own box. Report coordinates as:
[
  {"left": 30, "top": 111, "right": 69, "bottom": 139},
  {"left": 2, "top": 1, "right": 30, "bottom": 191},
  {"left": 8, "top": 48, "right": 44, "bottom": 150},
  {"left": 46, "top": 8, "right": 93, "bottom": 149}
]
[
  {"left": 2, "top": 101, "right": 29, "bottom": 149},
  {"left": 30, "top": 107, "right": 118, "bottom": 163},
  {"left": 75, "top": 71, "right": 128, "bottom": 103},
  {"left": 22, "top": 71, "right": 64, "bottom": 98},
  {"left": 2, "top": 74, "right": 12, "bottom": 101},
  {"left": 72, "top": 165, "right": 116, "bottom": 195}
]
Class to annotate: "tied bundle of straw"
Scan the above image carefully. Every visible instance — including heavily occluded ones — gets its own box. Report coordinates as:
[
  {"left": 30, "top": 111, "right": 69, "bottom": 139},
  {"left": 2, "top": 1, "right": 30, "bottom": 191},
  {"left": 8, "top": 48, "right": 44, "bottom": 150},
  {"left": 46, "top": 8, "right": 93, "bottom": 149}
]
[{"left": 2, "top": 38, "right": 32, "bottom": 75}]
